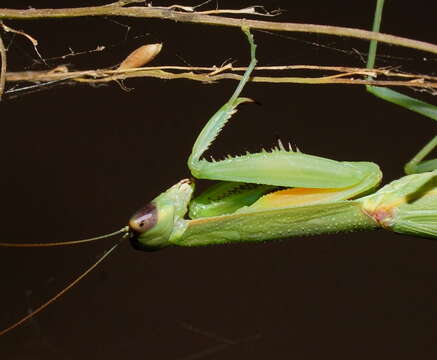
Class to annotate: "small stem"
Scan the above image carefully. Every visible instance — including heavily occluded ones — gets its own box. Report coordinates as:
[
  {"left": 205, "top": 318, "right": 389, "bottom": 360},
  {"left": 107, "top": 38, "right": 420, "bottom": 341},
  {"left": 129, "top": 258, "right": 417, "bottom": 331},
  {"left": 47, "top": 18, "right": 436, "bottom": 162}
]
[
  {"left": 367, "top": 0, "right": 385, "bottom": 71},
  {"left": 0, "top": 31, "right": 6, "bottom": 100}
]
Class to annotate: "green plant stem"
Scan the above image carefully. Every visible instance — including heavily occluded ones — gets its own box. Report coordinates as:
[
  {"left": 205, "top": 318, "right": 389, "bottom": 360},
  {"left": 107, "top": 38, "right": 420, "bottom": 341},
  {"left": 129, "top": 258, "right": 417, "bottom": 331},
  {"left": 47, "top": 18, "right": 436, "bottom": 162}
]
[{"left": 367, "top": 0, "right": 385, "bottom": 70}]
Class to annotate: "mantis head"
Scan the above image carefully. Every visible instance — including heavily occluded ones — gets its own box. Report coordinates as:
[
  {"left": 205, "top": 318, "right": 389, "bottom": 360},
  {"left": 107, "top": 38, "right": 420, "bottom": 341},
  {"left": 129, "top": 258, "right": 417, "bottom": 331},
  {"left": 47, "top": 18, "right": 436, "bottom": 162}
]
[{"left": 128, "top": 179, "right": 194, "bottom": 251}]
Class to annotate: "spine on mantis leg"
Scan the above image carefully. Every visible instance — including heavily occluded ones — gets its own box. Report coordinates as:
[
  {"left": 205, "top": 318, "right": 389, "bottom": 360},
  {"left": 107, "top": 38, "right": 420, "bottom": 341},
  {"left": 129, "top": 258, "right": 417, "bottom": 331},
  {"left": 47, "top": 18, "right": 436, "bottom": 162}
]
[{"left": 187, "top": 27, "right": 380, "bottom": 189}]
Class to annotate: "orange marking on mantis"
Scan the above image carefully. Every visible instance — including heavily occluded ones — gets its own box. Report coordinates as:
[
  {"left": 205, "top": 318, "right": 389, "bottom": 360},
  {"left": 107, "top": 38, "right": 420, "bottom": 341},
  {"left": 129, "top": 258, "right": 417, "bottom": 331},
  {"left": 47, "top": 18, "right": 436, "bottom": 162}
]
[{"left": 250, "top": 187, "right": 350, "bottom": 209}]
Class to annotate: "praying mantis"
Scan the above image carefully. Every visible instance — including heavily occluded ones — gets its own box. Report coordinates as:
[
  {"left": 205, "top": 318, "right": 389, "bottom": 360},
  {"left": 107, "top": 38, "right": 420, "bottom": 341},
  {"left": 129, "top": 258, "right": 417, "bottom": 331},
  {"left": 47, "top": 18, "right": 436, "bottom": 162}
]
[
  {"left": 127, "top": 27, "right": 436, "bottom": 251},
  {"left": 1, "top": 6, "right": 436, "bottom": 338},
  {"left": 128, "top": 27, "right": 384, "bottom": 250}
]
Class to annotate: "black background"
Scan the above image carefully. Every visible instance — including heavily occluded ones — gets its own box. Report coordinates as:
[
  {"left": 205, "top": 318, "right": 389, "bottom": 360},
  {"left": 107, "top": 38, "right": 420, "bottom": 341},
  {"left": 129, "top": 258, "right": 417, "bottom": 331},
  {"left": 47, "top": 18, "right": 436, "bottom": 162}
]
[{"left": 1, "top": 1, "right": 437, "bottom": 359}]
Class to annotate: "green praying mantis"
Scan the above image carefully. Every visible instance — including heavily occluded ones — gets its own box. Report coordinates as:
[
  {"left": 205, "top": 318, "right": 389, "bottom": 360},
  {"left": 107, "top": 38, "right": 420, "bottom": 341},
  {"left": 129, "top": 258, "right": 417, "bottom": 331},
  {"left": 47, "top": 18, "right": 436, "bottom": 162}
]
[
  {"left": 126, "top": 28, "right": 436, "bottom": 252},
  {"left": 128, "top": 27, "right": 386, "bottom": 250},
  {"left": 1, "top": 7, "right": 436, "bottom": 336}
]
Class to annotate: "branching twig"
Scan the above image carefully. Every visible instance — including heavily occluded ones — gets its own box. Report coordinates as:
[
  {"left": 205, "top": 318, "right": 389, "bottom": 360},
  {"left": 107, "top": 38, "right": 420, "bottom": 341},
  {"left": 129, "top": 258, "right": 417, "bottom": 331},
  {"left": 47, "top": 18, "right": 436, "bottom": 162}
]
[
  {"left": 5, "top": 64, "right": 437, "bottom": 92},
  {"left": 158, "top": 2, "right": 281, "bottom": 17},
  {"left": 0, "top": 3, "right": 436, "bottom": 55},
  {"left": 1, "top": 22, "right": 38, "bottom": 47},
  {"left": 0, "top": 21, "right": 46, "bottom": 65},
  {"left": 1, "top": 3, "right": 436, "bottom": 96}
]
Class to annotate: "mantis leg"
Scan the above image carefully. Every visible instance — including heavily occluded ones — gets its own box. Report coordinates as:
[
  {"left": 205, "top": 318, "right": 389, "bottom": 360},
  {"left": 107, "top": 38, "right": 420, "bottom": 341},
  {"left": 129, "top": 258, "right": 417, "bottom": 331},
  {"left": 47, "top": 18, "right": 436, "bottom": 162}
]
[
  {"left": 366, "top": 0, "right": 437, "bottom": 175},
  {"left": 365, "top": 1, "right": 437, "bottom": 123},
  {"left": 188, "top": 28, "right": 381, "bottom": 190},
  {"left": 366, "top": 86, "right": 437, "bottom": 122},
  {"left": 405, "top": 136, "right": 437, "bottom": 174},
  {"left": 188, "top": 26, "right": 257, "bottom": 167}
]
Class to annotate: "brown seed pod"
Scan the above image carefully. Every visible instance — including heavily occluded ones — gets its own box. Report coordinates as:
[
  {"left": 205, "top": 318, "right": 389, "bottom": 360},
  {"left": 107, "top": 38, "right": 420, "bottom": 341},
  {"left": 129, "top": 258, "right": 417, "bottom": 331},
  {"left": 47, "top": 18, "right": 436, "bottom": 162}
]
[{"left": 117, "top": 43, "right": 163, "bottom": 70}]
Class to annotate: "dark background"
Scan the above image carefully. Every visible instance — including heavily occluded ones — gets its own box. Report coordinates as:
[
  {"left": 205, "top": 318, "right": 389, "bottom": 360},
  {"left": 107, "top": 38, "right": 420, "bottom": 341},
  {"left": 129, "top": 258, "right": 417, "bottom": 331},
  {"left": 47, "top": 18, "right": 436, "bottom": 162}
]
[{"left": 1, "top": 1, "right": 436, "bottom": 359}]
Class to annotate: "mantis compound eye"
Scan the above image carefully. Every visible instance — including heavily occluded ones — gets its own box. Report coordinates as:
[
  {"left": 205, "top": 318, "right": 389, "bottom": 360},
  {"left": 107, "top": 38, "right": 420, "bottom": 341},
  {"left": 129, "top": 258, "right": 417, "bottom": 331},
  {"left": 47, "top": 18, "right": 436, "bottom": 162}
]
[
  {"left": 128, "top": 203, "right": 157, "bottom": 234},
  {"left": 128, "top": 202, "right": 159, "bottom": 251}
]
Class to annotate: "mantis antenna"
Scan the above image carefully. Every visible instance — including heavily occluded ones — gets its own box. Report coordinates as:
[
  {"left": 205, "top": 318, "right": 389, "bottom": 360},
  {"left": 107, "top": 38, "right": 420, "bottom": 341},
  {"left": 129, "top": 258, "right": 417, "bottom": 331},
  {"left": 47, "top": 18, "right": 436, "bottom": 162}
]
[
  {"left": 0, "top": 239, "right": 123, "bottom": 336},
  {"left": 0, "top": 227, "right": 128, "bottom": 247}
]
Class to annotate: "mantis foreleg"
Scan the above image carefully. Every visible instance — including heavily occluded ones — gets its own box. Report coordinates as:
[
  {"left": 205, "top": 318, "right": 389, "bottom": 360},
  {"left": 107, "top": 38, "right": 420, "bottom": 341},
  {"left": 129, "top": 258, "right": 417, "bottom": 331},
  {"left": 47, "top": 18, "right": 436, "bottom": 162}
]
[{"left": 188, "top": 28, "right": 381, "bottom": 197}]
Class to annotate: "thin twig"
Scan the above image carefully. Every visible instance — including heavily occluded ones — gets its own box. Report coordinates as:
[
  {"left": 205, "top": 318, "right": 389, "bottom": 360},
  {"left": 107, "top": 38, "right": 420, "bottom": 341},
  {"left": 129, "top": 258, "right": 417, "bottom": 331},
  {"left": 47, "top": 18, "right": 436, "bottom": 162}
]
[
  {"left": 0, "top": 22, "right": 46, "bottom": 65},
  {"left": 5, "top": 64, "right": 437, "bottom": 90},
  {"left": 1, "top": 22, "right": 38, "bottom": 47},
  {"left": 100, "top": 69, "right": 436, "bottom": 88},
  {"left": 0, "top": 31, "right": 6, "bottom": 100},
  {"left": 0, "top": 3, "right": 436, "bottom": 55}
]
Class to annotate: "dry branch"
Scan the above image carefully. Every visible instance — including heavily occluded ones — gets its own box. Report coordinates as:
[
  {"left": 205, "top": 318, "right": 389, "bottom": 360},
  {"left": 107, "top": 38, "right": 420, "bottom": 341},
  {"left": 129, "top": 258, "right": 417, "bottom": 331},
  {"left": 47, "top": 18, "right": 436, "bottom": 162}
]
[
  {"left": 0, "top": 2, "right": 437, "bottom": 54},
  {"left": 5, "top": 64, "right": 437, "bottom": 93},
  {"left": 1, "top": 2, "right": 436, "bottom": 97},
  {"left": 0, "top": 33, "right": 6, "bottom": 99}
]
